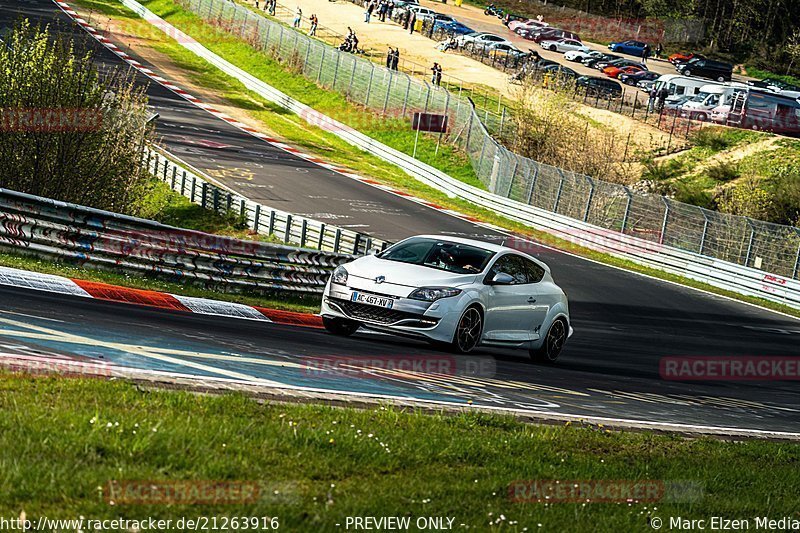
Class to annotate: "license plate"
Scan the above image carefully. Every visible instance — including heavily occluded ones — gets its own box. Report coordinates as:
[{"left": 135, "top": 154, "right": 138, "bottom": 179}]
[{"left": 351, "top": 292, "right": 394, "bottom": 309}]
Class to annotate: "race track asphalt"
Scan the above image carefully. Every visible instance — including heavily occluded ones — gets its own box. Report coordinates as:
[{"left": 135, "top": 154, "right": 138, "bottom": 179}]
[{"left": 2, "top": 0, "right": 799, "bottom": 434}]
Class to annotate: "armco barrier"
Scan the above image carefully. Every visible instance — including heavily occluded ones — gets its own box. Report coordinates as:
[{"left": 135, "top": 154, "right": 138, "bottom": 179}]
[
  {"left": 117, "top": 0, "right": 800, "bottom": 310},
  {"left": 0, "top": 187, "right": 353, "bottom": 294},
  {"left": 141, "top": 145, "right": 388, "bottom": 255}
]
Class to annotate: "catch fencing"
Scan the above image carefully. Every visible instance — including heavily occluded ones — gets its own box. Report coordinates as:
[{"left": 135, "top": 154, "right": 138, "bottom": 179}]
[
  {"left": 0, "top": 186, "right": 352, "bottom": 295},
  {"left": 140, "top": 0, "right": 800, "bottom": 283},
  {"left": 141, "top": 145, "right": 388, "bottom": 255}
]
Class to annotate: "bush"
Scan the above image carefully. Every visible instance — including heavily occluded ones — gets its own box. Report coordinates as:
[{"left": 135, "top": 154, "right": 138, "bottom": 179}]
[
  {"left": 641, "top": 158, "right": 681, "bottom": 181},
  {"left": 705, "top": 161, "right": 741, "bottom": 182},
  {"left": 689, "top": 128, "right": 735, "bottom": 151},
  {"left": 0, "top": 20, "right": 152, "bottom": 213}
]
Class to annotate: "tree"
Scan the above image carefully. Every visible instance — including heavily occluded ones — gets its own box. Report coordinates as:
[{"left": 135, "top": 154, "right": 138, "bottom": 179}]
[
  {"left": 0, "top": 19, "right": 152, "bottom": 213},
  {"left": 785, "top": 30, "right": 800, "bottom": 75}
]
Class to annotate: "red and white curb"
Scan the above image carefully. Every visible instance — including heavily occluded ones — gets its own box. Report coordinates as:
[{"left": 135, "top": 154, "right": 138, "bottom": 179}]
[
  {"left": 0, "top": 265, "right": 323, "bottom": 328},
  {"left": 52, "top": 0, "right": 502, "bottom": 233}
]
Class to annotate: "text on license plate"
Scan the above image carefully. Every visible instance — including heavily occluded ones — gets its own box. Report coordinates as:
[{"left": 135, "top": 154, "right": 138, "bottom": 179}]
[{"left": 351, "top": 292, "right": 394, "bottom": 309}]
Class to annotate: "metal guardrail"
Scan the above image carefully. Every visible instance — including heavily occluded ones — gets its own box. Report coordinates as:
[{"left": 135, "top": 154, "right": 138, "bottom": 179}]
[
  {"left": 141, "top": 146, "right": 388, "bottom": 255},
  {"left": 0, "top": 187, "right": 354, "bottom": 295}
]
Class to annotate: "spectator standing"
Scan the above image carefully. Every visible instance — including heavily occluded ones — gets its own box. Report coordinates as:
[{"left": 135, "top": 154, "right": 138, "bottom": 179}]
[
  {"left": 268, "top": 0, "right": 276, "bottom": 15},
  {"left": 365, "top": 1, "right": 374, "bottom": 23},
  {"left": 309, "top": 14, "right": 318, "bottom": 36},
  {"left": 386, "top": 1, "right": 394, "bottom": 21},
  {"left": 409, "top": 10, "right": 416, "bottom": 34},
  {"left": 391, "top": 47, "right": 400, "bottom": 70},
  {"left": 386, "top": 47, "right": 394, "bottom": 68},
  {"left": 293, "top": 6, "right": 302, "bottom": 28},
  {"left": 431, "top": 62, "right": 442, "bottom": 86},
  {"left": 642, "top": 43, "right": 651, "bottom": 65},
  {"left": 657, "top": 86, "right": 669, "bottom": 111},
  {"left": 654, "top": 43, "right": 663, "bottom": 60},
  {"left": 379, "top": 0, "right": 387, "bottom": 22},
  {"left": 648, "top": 86, "right": 658, "bottom": 112}
]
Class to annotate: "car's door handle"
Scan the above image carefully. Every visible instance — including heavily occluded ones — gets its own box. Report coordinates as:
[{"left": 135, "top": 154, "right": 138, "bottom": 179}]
[{"left": 527, "top": 297, "right": 537, "bottom": 303}]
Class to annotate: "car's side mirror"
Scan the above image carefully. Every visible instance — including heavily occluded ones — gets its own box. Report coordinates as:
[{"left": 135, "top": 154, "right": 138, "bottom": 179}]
[
  {"left": 489, "top": 272, "right": 514, "bottom": 285},
  {"left": 367, "top": 248, "right": 381, "bottom": 256}
]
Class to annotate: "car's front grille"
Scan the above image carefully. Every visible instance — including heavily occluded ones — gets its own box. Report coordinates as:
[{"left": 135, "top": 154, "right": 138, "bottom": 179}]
[{"left": 329, "top": 297, "right": 435, "bottom": 326}]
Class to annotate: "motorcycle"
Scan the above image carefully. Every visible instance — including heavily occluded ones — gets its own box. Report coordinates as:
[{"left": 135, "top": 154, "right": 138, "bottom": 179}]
[{"left": 484, "top": 4, "right": 504, "bottom": 17}]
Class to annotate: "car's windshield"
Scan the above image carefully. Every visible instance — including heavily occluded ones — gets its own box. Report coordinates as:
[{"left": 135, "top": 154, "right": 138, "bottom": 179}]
[{"left": 378, "top": 238, "right": 496, "bottom": 274}]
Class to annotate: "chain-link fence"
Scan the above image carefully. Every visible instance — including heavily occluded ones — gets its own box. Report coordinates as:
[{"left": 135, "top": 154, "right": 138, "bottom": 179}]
[{"left": 177, "top": 0, "right": 800, "bottom": 281}]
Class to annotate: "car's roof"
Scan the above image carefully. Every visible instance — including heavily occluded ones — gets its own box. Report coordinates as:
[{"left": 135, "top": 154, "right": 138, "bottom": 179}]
[{"left": 411, "top": 235, "right": 511, "bottom": 253}]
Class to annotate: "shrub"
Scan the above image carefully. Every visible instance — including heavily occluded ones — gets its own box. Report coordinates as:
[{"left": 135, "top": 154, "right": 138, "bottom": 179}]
[
  {"left": 705, "top": 161, "right": 741, "bottom": 182},
  {"left": 689, "top": 127, "right": 735, "bottom": 151},
  {"left": 0, "top": 20, "right": 152, "bottom": 213}
]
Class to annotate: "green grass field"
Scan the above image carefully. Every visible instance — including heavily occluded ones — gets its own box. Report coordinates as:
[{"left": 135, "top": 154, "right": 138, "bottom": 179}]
[{"left": 1, "top": 374, "right": 799, "bottom": 530}]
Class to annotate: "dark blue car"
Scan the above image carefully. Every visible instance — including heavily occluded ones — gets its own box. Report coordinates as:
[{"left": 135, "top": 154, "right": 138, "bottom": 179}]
[
  {"left": 608, "top": 40, "right": 648, "bottom": 56},
  {"left": 434, "top": 20, "right": 475, "bottom": 36}
]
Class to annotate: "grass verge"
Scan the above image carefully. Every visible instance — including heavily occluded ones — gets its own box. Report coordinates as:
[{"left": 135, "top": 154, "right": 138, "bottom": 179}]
[
  {"left": 53, "top": 0, "right": 800, "bottom": 320},
  {"left": 2, "top": 374, "right": 799, "bottom": 530}
]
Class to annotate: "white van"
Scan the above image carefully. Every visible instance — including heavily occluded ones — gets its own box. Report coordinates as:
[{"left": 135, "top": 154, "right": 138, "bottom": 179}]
[
  {"left": 652, "top": 75, "right": 710, "bottom": 104},
  {"left": 679, "top": 83, "right": 748, "bottom": 121}
]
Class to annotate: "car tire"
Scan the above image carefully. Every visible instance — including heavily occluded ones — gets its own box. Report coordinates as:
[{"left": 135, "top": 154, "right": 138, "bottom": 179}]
[
  {"left": 696, "top": 112, "right": 707, "bottom": 121},
  {"left": 529, "top": 318, "right": 567, "bottom": 364},
  {"left": 322, "top": 316, "right": 360, "bottom": 336},
  {"left": 450, "top": 305, "right": 483, "bottom": 354},
  {"left": 683, "top": 69, "right": 692, "bottom": 76},
  {"left": 716, "top": 76, "right": 725, "bottom": 82},
  {"left": 549, "top": 44, "right": 557, "bottom": 52}
]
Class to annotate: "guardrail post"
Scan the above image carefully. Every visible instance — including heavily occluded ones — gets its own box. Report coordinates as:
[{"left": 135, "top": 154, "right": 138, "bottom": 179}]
[
  {"left": 268, "top": 209, "right": 276, "bottom": 235},
  {"left": 621, "top": 187, "right": 632, "bottom": 233},
  {"left": 526, "top": 166, "right": 538, "bottom": 205},
  {"left": 793, "top": 237, "right": 800, "bottom": 280},
  {"left": 240, "top": 199, "right": 247, "bottom": 221},
  {"left": 365, "top": 237, "right": 373, "bottom": 252},
  {"left": 201, "top": 182, "right": 208, "bottom": 209},
  {"left": 552, "top": 170, "right": 566, "bottom": 213},
  {"left": 317, "top": 223, "right": 326, "bottom": 250},
  {"left": 300, "top": 219, "right": 308, "bottom": 247},
  {"left": 171, "top": 166, "right": 177, "bottom": 190},
  {"left": 226, "top": 191, "right": 233, "bottom": 212},
  {"left": 163, "top": 159, "right": 169, "bottom": 180},
  {"left": 659, "top": 197, "right": 669, "bottom": 244},
  {"left": 699, "top": 210, "right": 710, "bottom": 255},
  {"left": 285, "top": 214, "right": 293, "bottom": 243},
  {"left": 213, "top": 188, "right": 220, "bottom": 212},
  {"left": 181, "top": 171, "right": 187, "bottom": 196},
  {"left": 353, "top": 233, "right": 362, "bottom": 254},
  {"left": 334, "top": 229, "right": 342, "bottom": 253},
  {"left": 254, "top": 204, "right": 261, "bottom": 230},
  {"left": 583, "top": 176, "right": 595, "bottom": 222},
  {"left": 744, "top": 218, "right": 756, "bottom": 267},
  {"left": 191, "top": 176, "right": 197, "bottom": 203}
]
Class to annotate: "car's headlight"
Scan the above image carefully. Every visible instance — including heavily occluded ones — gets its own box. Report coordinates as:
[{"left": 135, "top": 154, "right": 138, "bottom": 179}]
[
  {"left": 331, "top": 265, "right": 348, "bottom": 285},
  {"left": 408, "top": 287, "right": 462, "bottom": 302}
]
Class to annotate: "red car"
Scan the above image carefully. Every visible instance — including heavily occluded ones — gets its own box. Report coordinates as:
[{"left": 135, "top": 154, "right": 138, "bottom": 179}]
[
  {"left": 603, "top": 65, "right": 644, "bottom": 78},
  {"left": 669, "top": 52, "right": 703, "bottom": 64}
]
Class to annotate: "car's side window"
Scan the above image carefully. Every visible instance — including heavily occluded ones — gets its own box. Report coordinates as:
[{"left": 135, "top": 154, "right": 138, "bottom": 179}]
[
  {"left": 488, "top": 255, "right": 528, "bottom": 285},
  {"left": 523, "top": 258, "right": 545, "bottom": 283}
]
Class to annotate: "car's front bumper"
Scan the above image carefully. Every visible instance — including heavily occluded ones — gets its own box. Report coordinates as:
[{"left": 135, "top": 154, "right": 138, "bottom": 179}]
[{"left": 320, "top": 281, "right": 463, "bottom": 343}]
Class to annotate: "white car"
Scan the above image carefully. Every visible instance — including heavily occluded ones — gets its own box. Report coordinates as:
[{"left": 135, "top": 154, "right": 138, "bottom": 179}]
[
  {"left": 508, "top": 19, "right": 548, "bottom": 34},
  {"left": 565, "top": 49, "right": 604, "bottom": 62},
  {"left": 709, "top": 104, "right": 730, "bottom": 124},
  {"left": 455, "top": 32, "right": 511, "bottom": 51},
  {"left": 320, "top": 235, "right": 572, "bottom": 362},
  {"left": 540, "top": 38, "right": 589, "bottom": 54}
]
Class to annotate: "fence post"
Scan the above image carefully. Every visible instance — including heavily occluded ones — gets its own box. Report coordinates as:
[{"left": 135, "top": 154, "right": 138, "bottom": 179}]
[
  {"left": 583, "top": 176, "right": 595, "bottom": 222},
  {"left": 332, "top": 52, "right": 341, "bottom": 88},
  {"left": 401, "top": 76, "right": 411, "bottom": 117},
  {"left": 526, "top": 166, "right": 539, "bottom": 205},
  {"left": 383, "top": 71, "right": 392, "bottom": 113},
  {"left": 285, "top": 214, "right": 293, "bottom": 243},
  {"left": 201, "top": 182, "right": 208, "bottom": 209},
  {"left": 552, "top": 171, "right": 565, "bottom": 213},
  {"left": 253, "top": 204, "right": 261, "bottom": 230},
  {"left": 317, "top": 223, "right": 326, "bottom": 250},
  {"left": 268, "top": 209, "right": 276, "bottom": 235},
  {"left": 621, "top": 187, "right": 632, "bottom": 233},
  {"left": 171, "top": 166, "right": 177, "bottom": 190},
  {"left": 505, "top": 157, "right": 518, "bottom": 198},
  {"left": 240, "top": 199, "right": 247, "bottom": 221},
  {"left": 333, "top": 228, "right": 342, "bottom": 253},
  {"left": 300, "top": 219, "right": 308, "bottom": 247},
  {"left": 317, "top": 46, "right": 325, "bottom": 82},
  {"left": 181, "top": 171, "right": 187, "bottom": 196},
  {"left": 353, "top": 233, "right": 362, "bottom": 254},
  {"left": 191, "top": 176, "right": 197, "bottom": 203},
  {"left": 744, "top": 218, "right": 756, "bottom": 267},
  {"left": 213, "top": 188, "right": 220, "bottom": 212},
  {"left": 347, "top": 58, "right": 357, "bottom": 95},
  {"left": 365, "top": 64, "right": 374, "bottom": 106},
  {"left": 477, "top": 135, "right": 488, "bottom": 172},
  {"left": 659, "top": 197, "right": 669, "bottom": 244},
  {"left": 793, "top": 237, "right": 800, "bottom": 281}
]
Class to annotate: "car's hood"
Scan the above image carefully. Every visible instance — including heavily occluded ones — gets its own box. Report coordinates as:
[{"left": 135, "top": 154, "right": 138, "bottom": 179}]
[{"left": 344, "top": 254, "right": 479, "bottom": 292}]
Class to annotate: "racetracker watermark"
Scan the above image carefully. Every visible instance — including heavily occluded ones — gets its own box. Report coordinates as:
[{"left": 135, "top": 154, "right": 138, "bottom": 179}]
[
  {"left": 508, "top": 480, "right": 703, "bottom": 504},
  {"left": 0, "top": 355, "right": 113, "bottom": 379},
  {"left": 660, "top": 356, "right": 800, "bottom": 381},
  {"left": 303, "top": 355, "right": 496, "bottom": 379},
  {"left": 0, "top": 108, "right": 104, "bottom": 132},
  {"left": 106, "top": 481, "right": 260, "bottom": 505},
  {"left": 502, "top": 231, "right": 665, "bottom": 256}
]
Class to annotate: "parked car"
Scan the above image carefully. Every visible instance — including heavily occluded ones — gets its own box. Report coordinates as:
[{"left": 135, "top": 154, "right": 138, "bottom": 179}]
[
  {"left": 321, "top": 235, "right": 573, "bottom": 361},
  {"left": 407, "top": 5, "right": 436, "bottom": 17},
  {"left": 595, "top": 58, "right": 646, "bottom": 72},
  {"left": 487, "top": 42, "right": 529, "bottom": 60},
  {"left": 668, "top": 52, "right": 703, "bottom": 65},
  {"left": 531, "top": 28, "right": 580, "bottom": 44},
  {"left": 564, "top": 49, "right": 604, "bottom": 62},
  {"left": 603, "top": 65, "right": 644, "bottom": 79},
  {"left": 653, "top": 74, "right": 710, "bottom": 103},
  {"left": 679, "top": 83, "right": 747, "bottom": 121},
  {"left": 423, "top": 13, "right": 456, "bottom": 23},
  {"left": 509, "top": 19, "right": 548, "bottom": 34},
  {"left": 663, "top": 95, "right": 694, "bottom": 115},
  {"left": 676, "top": 58, "right": 733, "bottom": 82},
  {"left": 608, "top": 40, "right": 648, "bottom": 56},
  {"left": 455, "top": 32, "right": 511, "bottom": 50},
  {"left": 619, "top": 70, "right": 660, "bottom": 86},
  {"left": 576, "top": 76, "right": 623, "bottom": 98},
  {"left": 542, "top": 64, "right": 578, "bottom": 79},
  {"left": 709, "top": 104, "right": 731, "bottom": 124},
  {"left": 539, "top": 38, "right": 588, "bottom": 54},
  {"left": 434, "top": 19, "right": 475, "bottom": 36},
  {"left": 582, "top": 53, "right": 620, "bottom": 68}
]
